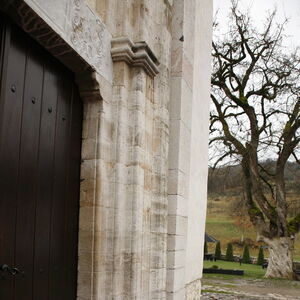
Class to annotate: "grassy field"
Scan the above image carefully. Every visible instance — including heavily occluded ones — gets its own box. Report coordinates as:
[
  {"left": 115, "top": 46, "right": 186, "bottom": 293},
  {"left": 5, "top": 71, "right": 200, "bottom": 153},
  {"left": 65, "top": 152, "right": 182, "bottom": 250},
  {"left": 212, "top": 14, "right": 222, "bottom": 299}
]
[
  {"left": 203, "top": 260, "right": 266, "bottom": 279},
  {"left": 206, "top": 215, "right": 260, "bottom": 257},
  {"left": 206, "top": 195, "right": 300, "bottom": 260}
]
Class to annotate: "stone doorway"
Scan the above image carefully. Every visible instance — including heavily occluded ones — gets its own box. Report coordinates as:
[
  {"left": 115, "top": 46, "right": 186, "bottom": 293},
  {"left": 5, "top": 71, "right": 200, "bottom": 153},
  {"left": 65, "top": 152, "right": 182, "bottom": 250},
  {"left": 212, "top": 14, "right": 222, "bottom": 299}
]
[{"left": 0, "top": 15, "right": 82, "bottom": 299}]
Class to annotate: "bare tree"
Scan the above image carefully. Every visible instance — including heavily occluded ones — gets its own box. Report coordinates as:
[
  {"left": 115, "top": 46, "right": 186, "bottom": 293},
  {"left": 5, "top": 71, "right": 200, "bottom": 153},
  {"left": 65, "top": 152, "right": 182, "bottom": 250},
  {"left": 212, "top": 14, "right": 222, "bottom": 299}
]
[{"left": 210, "top": 1, "right": 300, "bottom": 279}]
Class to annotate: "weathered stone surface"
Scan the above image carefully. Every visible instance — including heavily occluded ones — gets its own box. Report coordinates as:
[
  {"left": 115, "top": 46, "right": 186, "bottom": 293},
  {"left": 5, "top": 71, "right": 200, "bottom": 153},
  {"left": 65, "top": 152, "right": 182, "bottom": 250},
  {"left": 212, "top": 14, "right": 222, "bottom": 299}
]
[
  {"left": 2, "top": 0, "right": 212, "bottom": 299},
  {"left": 185, "top": 279, "right": 201, "bottom": 300}
]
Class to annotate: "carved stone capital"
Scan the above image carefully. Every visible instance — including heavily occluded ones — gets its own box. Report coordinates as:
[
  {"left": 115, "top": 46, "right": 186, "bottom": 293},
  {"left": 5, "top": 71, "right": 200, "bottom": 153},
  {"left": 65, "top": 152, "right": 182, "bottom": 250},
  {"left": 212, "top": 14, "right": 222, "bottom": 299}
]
[{"left": 111, "top": 37, "right": 159, "bottom": 77}]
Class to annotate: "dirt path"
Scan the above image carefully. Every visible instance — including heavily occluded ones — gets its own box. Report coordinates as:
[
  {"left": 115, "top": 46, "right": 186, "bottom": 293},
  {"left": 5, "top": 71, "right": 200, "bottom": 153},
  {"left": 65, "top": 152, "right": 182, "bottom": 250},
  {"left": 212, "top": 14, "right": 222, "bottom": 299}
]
[{"left": 202, "top": 277, "right": 300, "bottom": 299}]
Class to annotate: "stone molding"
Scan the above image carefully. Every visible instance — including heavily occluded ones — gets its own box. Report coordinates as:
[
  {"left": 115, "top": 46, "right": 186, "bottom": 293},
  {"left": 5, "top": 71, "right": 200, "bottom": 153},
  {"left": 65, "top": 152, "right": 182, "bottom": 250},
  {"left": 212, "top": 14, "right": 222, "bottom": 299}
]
[{"left": 111, "top": 37, "right": 160, "bottom": 77}]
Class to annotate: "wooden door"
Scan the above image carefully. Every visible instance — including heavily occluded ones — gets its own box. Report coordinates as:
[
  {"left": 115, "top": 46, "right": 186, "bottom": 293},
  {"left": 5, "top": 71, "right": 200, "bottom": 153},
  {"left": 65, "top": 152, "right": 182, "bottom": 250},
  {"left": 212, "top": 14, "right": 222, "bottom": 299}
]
[{"left": 0, "top": 16, "right": 82, "bottom": 300}]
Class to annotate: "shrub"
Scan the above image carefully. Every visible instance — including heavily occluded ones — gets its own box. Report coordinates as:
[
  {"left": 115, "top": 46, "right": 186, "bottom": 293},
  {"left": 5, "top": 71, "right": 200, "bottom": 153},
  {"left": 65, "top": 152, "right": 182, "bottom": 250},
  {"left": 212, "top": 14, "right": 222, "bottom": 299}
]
[
  {"left": 225, "top": 243, "right": 234, "bottom": 261},
  {"left": 242, "top": 244, "right": 251, "bottom": 264},
  {"left": 204, "top": 241, "right": 208, "bottom": 255},
  {"left": 257, "top": 246, "right": 264, "bottom": 265},
  {"left": 215, "top": 241, "right": 221, "bottom": 260},
  {"left": 211, "top": 265, "right": 219, "bottom": 269}
]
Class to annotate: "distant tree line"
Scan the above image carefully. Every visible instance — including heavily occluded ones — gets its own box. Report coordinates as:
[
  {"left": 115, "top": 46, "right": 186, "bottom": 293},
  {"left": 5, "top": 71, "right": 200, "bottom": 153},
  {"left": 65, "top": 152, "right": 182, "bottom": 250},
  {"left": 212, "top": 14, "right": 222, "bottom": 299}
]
[{"left": 208, "top": 160, "right": 300, "bottom": 195}]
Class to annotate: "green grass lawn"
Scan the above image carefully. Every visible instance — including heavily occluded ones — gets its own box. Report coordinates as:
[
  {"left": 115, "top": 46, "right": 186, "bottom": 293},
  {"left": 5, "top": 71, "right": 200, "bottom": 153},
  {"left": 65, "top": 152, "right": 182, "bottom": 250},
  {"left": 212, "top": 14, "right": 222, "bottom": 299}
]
[
  {"left": 206, "top": 196, "right": 300, "bottom": 260},
  {"left": 203, "top": 260, "right": 266, "bottom": 278}
]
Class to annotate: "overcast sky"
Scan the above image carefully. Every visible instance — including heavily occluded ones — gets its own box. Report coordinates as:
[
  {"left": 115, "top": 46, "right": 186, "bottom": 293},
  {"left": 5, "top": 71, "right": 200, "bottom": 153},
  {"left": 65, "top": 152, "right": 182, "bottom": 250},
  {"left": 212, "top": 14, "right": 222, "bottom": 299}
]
[
  {"left": 213, "top": 0, "right": 300, "bottom": 48},
  {"left": 210, "top": 0, "right": 300, "bottom": 165}
]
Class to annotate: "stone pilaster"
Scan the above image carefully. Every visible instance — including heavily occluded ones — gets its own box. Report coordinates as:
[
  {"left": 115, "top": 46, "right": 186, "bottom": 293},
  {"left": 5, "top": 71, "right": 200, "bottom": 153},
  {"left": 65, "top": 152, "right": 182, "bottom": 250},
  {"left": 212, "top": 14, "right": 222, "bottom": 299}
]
[
  {"left": 185, "top": 0, "right": 212, "bottom": 298},
  {"left": 110, "top": 36, "right": 168, "bottom": 299},
  {"left": 167, "top": 0, "right": 194, "bottom": 298}
]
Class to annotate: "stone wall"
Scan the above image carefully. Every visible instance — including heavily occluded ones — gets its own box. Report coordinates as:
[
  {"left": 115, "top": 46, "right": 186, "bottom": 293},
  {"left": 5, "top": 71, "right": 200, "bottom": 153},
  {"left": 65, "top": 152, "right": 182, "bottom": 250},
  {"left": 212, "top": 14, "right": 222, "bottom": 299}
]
[
  {"left": 0, "top": 0, "right": 212, "bottom": 298},
  {"left": 166, "top": 0, "right": 213, "bottom": 299},
  {"left": 185, "top": 0, "right": 213, "bottom": 296}
]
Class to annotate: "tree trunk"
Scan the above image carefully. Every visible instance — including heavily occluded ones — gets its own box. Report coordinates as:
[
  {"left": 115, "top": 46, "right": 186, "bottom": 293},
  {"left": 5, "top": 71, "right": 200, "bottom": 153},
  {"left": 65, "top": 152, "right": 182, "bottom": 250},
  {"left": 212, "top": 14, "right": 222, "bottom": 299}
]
[{"left": 265, "top": 237, "right": 295, "bottom": 279}]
